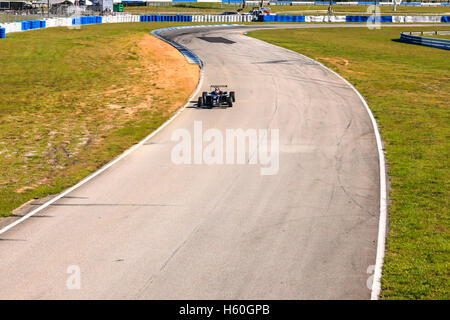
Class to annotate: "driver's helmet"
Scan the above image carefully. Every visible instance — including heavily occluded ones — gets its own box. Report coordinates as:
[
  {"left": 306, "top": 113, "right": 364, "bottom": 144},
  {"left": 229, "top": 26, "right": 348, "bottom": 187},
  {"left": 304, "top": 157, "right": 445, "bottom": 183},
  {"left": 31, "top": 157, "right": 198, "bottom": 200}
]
[{"left": 214, "top": 88, "right": 221, "bottom": 94}]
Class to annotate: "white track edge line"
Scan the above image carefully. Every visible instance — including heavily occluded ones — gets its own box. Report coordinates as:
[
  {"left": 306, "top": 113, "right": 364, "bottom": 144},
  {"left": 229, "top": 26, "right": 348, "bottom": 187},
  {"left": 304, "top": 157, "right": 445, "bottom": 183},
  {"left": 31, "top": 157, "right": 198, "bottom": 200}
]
[
  {"left": 244, "top": 30, "right": 387, "bottom": 300},
  {"left": 313, "top": 59, "right": 387, "bottom": 301},
  {"left": 317, "top": 59, "right": 387, "bottom": 302},
  {"left": 0, "top": 27, "right": 206, "bottom": 236}
]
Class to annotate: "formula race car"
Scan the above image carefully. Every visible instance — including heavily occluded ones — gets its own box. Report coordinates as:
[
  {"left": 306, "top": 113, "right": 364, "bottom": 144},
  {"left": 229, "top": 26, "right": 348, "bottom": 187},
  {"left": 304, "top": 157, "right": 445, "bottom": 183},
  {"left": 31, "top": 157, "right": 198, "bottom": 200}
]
[{"left": 198, "top": 85, "right": 235, "bottom": 108}]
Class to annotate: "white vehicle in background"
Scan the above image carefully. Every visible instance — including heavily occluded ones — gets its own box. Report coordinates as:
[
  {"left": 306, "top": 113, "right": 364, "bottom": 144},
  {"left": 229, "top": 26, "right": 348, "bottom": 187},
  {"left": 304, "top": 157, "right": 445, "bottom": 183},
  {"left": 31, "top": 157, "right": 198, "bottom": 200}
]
[{"left": 248, "top": 6, "right": 274, "bottom": 17}]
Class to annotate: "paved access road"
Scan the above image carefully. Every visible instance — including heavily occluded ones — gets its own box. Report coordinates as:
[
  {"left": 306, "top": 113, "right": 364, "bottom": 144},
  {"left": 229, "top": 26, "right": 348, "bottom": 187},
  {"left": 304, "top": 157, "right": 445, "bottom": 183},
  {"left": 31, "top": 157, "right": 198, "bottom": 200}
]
[{"left": 0, "top": 24, "right": 383, "bottom": 299}]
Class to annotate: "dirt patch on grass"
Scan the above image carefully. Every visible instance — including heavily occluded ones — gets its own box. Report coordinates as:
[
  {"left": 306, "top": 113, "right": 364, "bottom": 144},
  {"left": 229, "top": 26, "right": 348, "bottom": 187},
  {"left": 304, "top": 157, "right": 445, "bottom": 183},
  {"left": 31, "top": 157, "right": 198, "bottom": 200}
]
[
  {"left": 138, "top": 34, "right": 199, "bottom": 113},
  {"left": 0, "top": 24, "right": 199, "bottom": 217},
  {"left": 319, "top": 57, "right": 369, "bottom": 76},
  {"left": 320, "top": 57, "right": 349, "bottom": 66}
]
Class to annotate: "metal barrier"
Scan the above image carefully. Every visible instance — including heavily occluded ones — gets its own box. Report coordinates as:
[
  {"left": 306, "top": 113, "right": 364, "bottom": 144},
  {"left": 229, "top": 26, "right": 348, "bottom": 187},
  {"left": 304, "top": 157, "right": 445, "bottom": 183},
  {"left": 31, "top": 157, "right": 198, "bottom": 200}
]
[
  {"left": 345, "top": 15, "right": 393, "bottom": 23},
  {"left": 399, "top": 32, "right": 450, "bottom": 50},
  {"left": 124, "top": 1, "right": 450, "bottom": 6},
  {"left": 1, "top": 12, "right": 449, "bottom": 40},
  {"left": 259, "top": 15, "right": 305, "bottom": 22},
  {"left": 191, "top": 15, "right": 253, "bottom": 22},
  {"left": 72, "top": 16, "right": 102, "bottom": 26},
  {"left": 140, "top": 15, "right": 192, "bottom": 22},
  {"left": 21, "top": 20, "right": 47, "bottom": 31}
]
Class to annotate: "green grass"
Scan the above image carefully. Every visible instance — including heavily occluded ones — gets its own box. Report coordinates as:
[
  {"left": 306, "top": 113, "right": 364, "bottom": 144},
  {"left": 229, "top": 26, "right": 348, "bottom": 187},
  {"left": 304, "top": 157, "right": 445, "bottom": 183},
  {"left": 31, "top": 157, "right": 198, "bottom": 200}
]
[
  {"left": 0, "top": 22, "right": 199, "bottom": 217},
  {"left": 124, "top": 3, "right": 450, "bottom": 15},
  {"left": 249, "top": 26, "right": 449, "bottom": 300}
]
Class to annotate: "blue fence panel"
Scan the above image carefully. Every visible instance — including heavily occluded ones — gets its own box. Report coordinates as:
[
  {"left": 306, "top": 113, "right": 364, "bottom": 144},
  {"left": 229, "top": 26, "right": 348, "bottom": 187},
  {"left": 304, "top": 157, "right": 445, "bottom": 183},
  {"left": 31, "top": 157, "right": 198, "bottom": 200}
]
[
  {"left": 71, "top": 16, "right": 101, "bottom": 25},
  {"left": 346, "top": 16, "right": 369, "bottom": 22},
  {"left": 139, "top": 14, "right": 191, "bottom": 23},
  {"left": 31, "top": 20, "right": 39, "bottom": 29},
  {"left": 21, "top": 21, "right": 31, "bottom": 31},
  {"left": 70, "top": 16, "right": 101, "bottom": 25},
  {"left": 400, "top": 2, "right": 421, "bottom": 5},
  {"left": 380, "top": 16, "right": 392, "bottom": 23},
  {"left": 442, "top": 16, "right": 450, "bottom": 23},
  {"left": 261, "top": 15, "right": 305, "bottom": 22},
  {"left": 0, "top": 27, "right": 5, "bottom": 39}
]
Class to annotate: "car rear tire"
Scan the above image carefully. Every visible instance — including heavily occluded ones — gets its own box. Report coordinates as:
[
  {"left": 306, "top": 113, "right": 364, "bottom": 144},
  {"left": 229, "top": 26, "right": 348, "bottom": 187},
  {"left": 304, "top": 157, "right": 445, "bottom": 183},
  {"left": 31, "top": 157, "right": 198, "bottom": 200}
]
[
  {"left": 198, "top": 97, "right": 203, "bottom": 107},
  {"left": 227, "top": 97, "right": 233, "bottom": 107},
  {"left": 230, "top": 91, "right": 235, "bottom": 102}
]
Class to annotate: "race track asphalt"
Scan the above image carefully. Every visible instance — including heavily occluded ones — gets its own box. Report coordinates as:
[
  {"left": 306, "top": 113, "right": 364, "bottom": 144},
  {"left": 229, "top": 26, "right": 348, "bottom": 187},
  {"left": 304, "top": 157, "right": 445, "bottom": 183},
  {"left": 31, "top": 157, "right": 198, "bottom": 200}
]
[{"left": 0, "top": 24, "right": 389, "bottom": 299}]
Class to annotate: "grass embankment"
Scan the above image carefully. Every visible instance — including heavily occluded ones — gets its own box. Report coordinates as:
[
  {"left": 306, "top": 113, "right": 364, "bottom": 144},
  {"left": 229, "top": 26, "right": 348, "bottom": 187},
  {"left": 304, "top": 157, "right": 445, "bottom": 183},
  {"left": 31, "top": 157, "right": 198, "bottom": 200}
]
[
  {"left": 0, "top": 14, "right": 44, "bottom": 23},
  {"left": 125, "top": 3, "right": 450, "bottom": 15},
  {"left": 0, "top": 22, "right": 198, "bottom": 217},
  {"left": 249, "top": 27, "right": 449, "bottom": 299}
]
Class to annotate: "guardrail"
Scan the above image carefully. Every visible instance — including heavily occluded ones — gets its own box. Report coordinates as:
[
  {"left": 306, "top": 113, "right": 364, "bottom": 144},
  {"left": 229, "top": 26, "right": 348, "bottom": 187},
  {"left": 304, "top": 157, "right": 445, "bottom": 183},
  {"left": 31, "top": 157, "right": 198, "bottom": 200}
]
[
  {"left": 1, "top": 13, "right": 449, "bottom": 39},
  {"left": 399, "top": 32, "right": 450, "bottom": 50},
  {"left": 191, "top": 14, "right": 253, "bottom": 22},
  {"left": 72, "top": 16, "right": 103, "bottom": 25},
  {"left": 21, "top": 20, "right": 46, "bottom": 30},
  {"left": 259, "top": 15, "right": 306, "bottom": 22},
  {"left": 140, "top": 14, "right": 192, "bottom": 21},
  {"left": 122, "top": 0, "right": 450, "bottom": 5}
]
